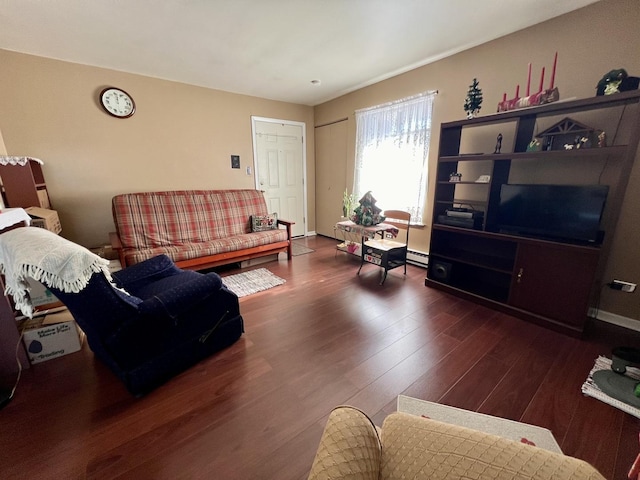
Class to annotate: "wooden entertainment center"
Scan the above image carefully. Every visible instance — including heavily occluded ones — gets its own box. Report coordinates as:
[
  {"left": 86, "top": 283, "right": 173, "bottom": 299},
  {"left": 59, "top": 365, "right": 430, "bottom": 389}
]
[{"left": 426, "top": 90, "right": 640, "bottom": 335}]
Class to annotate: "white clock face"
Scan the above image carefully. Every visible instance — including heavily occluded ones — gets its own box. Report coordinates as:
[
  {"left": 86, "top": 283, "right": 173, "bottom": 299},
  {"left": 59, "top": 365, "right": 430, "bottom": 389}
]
[{"left": 100, "top": 88, "right": 135, "bottom": 118}]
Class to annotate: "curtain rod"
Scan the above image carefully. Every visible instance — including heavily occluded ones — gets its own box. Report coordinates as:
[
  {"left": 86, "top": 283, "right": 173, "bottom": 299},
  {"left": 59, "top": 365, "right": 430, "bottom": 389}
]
[{"left": 355, "top": 89, "right": 438, "bottom": 114}]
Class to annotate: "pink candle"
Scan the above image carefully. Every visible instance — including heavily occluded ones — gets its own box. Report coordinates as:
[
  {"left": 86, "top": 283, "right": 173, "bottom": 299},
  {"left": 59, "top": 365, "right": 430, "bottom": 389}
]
[
  {"left": 515, "top": 84, "right": 520, "bottom": 99},
  {"left": 550, "top": 52, "right": 558, "bottom": 89}
]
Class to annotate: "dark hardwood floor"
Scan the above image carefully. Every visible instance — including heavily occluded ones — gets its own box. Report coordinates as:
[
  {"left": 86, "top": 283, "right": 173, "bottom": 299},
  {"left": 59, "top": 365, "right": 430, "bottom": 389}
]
[{"left": 1, "top": 235, "right": 639, "bottom": 479}]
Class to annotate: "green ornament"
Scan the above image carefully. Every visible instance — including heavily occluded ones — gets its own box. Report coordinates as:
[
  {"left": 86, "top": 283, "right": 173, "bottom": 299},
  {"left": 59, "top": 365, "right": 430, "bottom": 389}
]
[{"left": 464, "top": 78, "right": 483, "bottom": 119}]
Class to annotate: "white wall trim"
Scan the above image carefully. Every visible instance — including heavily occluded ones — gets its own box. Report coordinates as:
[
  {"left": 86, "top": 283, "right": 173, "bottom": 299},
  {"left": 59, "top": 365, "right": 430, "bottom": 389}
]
[
  {"left": 589, "top": 308, "right": 640, "bottom": 332},
  {"left": 251, "top": 116, "right": 308, "bottom": 237}
]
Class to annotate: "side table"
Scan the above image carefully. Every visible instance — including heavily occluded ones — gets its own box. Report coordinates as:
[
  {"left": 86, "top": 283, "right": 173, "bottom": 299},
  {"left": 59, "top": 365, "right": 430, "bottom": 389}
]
[{"left": 334, "top": 220, "right": 399, "bottom": 258}]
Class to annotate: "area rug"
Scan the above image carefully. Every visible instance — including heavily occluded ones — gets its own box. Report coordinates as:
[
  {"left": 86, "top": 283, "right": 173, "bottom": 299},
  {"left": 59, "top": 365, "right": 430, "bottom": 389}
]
[
  {"left": 581, "top": 355, "right": 640, "bottom": 419},
  {"left": 221, "top": 268, "right": 285, "bottom": 297},
  {"left": 291, "top": 242, "right": 314, "bottom": 256},
  {"left": 397, "top": 395, "right": 562, "bottom": 453}
]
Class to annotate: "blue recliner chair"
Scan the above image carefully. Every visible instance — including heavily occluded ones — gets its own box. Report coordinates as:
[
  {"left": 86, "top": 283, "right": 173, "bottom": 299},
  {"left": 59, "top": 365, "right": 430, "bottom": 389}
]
[{"left": 0, "top": 227, "right": 244, "bottom": 396}]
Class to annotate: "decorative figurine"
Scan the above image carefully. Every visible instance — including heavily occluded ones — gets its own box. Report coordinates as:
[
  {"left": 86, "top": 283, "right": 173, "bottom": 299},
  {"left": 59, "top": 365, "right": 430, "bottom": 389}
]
[
  {"left": 598, "top": 131, "right": 607, "bottom": 148},
  {"left": 596, "top": 68, "right": 640, "bottom": 96},
  {"left": 449, "top": 172, "right": 462, "bottom": 183},
  {"left": 526, "top": 138, "right": 542, "bottom": 152},
  {"left": 494, "top": 133, "right": 503, "bottom": 154},
  {"left": 351, "top": 191, "right": 385, "bottom": 226}
]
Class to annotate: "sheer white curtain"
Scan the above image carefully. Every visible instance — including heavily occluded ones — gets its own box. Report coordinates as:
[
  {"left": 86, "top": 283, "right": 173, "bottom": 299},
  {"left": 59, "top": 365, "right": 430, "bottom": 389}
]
[{"left": 353, "top": 91, "right": 435, "bottom": 224}]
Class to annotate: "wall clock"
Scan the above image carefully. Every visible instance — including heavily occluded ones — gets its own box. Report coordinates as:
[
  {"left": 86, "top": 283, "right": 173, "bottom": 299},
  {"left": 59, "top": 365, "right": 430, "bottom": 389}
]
[{"left": 99, "top": 87, "right": 136, "bottom": 118}]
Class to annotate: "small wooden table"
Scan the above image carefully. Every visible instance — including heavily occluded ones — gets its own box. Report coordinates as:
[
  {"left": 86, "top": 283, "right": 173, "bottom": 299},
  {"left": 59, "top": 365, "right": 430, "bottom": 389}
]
[{"left": 334, "top": 220, "right": 399, "bottom": 256}]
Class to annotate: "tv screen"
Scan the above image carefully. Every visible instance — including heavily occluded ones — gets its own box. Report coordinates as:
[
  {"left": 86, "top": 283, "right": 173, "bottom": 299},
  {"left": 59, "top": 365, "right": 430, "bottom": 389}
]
[{"left": 498, "top": 184, "right": 609, "bottom": 244}]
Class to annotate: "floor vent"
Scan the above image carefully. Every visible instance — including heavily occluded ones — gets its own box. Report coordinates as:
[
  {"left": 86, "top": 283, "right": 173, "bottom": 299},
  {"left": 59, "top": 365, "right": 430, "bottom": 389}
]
[{"left": 407, "top": 249, "right": 429, "bottom": 268}]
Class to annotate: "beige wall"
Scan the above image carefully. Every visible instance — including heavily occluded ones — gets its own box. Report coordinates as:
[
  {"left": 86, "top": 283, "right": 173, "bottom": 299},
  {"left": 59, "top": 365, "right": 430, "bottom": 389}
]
[
  {"left": 0, "top": 0, "right": 638, "bottom": 322},
  {"left": 0, "top": 49, "right": 315, "bottom": 247},
  {"left": 314, "top": 0, "right": 640, "bottom": 322}
]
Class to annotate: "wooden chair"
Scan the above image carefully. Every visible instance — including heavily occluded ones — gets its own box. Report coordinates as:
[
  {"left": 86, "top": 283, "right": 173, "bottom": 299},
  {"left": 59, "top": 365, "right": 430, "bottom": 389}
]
[{"left": 358, "top": 210, "right": 411, "bottom": 285}]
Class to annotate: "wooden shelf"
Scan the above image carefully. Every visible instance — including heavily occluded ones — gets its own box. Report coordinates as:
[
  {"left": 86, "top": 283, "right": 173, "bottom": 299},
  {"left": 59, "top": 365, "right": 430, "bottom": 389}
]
[
  {"left": 427, "top": 91, "right": 640, "bottom": 334},
  {"left": 440, "top": 145, "right": 628, "bottom": 162},
  {"left": 0, "top": 159, "right": 51, "bottom": 209},
  {"left": 441, "top": 90, "right": 640, "bottom": 128}
]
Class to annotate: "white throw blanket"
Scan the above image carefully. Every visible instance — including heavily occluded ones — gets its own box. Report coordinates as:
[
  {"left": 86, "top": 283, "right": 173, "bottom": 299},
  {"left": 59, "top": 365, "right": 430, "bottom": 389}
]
[{"left": 0, "top": 227, "right": 111, "bottom": 317}]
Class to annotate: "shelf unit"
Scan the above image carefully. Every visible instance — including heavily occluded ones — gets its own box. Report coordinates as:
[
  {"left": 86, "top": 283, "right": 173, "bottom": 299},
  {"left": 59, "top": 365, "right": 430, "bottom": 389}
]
[
  {"left": 426, "top": 90, "right": 640, "bottom": 335},
  {"left": 0, "top": 159, "right": 51, "bottom": 209}
]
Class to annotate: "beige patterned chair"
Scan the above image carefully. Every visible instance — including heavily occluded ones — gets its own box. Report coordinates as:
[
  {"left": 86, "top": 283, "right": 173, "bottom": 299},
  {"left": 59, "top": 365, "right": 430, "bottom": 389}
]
[{"left": 308, "top": 406, "right": 605, "bottom": 480}]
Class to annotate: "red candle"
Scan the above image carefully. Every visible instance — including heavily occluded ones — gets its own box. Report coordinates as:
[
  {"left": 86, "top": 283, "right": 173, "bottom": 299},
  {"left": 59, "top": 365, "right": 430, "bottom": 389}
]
[
  {"left": 527, "top": 63, "right": 532, "bottom": 96},
  {"left": 539, "top": 67, "right": 545, "bottom": 92},
  {"left": 550, "top": 52, "right": 558, "bottom": 89}
]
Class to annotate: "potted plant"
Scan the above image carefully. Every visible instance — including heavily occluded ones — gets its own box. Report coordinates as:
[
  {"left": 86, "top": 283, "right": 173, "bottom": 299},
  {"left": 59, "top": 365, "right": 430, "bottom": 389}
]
[{"left": 342, "top": 189, "right": 356, "bottom": 219}]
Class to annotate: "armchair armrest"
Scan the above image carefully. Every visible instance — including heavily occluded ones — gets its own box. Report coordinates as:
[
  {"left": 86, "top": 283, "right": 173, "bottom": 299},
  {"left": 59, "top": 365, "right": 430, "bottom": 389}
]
[
  {"left": 109, "top": 231, "right": 126, "bottom": 268},
  {"left": 112, "top": 254, "right": 182, "bottom": 293},
  {"left": 277, "top": 219, "right": 295, "bottom": 259},
  {"left": 308, "top": 406, "right": 381, "bottom": 480},
  {"left": 137, "top": 272, "right": 223, "bottom": 320}
]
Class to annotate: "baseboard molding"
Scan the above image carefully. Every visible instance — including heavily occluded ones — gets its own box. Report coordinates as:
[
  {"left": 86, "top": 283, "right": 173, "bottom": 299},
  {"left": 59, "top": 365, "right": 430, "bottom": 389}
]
[{"left": 589, "top": 308, "right": 640, "bottom": 332}]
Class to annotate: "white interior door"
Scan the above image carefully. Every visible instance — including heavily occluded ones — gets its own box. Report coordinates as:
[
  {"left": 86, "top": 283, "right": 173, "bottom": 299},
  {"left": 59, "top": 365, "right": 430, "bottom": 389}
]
[{"left": 252, "top": 117, "right": 306, "bottom": 237}]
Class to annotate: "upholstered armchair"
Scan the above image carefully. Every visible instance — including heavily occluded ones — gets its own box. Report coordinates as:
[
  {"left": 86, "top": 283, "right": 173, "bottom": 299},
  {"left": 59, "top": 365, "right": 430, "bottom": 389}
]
[
  {"left": 0, "top": 227, "right": 244, "bottom": 395},
  {"left": 308, "top": 406, "right": 605, "bottom": 480}
]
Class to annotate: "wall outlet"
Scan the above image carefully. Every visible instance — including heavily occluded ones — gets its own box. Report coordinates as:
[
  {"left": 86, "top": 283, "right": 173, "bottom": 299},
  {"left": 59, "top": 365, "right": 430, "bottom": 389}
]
[
  {"left": 611, "top": 280, "right": 637, "bottom": 293},
  {"left": 246, "top": 166, "right": 252, "bottom": 176}
]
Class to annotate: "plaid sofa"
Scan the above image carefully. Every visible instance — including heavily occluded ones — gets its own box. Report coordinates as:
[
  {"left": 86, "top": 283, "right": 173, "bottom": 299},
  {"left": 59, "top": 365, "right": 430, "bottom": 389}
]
[{"left": 111, "top": 189, "right": 293, "bottom": 270}]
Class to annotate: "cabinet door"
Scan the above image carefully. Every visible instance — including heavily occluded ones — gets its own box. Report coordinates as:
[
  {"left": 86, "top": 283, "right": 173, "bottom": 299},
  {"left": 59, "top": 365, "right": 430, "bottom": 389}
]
[
  {"left": 509, "top": 243, "right": 599, "bottom": 328},
  {"left": 315, "top": 120, "right": 348, "bottom": 237}
]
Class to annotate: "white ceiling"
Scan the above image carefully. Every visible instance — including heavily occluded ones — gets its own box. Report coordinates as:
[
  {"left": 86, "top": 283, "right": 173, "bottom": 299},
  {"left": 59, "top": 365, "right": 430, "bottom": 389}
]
[{"left": 0, "top": 0, "right": 599, "bottom": 106}]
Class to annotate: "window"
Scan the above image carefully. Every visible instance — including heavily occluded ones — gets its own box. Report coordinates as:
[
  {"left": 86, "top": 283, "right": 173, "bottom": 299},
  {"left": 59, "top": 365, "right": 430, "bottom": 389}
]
[{"left": 353, "top": 91, "right": 435, "bottom": 224}]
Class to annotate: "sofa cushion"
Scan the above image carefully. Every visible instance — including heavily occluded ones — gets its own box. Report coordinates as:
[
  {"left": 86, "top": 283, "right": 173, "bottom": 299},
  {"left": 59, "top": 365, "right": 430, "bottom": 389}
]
[
  {"left": 251, "top": 213, "right": 278, "bottom": 232},
  {"left": 123, "top": 229, "right": 289, "bottom": 265}
]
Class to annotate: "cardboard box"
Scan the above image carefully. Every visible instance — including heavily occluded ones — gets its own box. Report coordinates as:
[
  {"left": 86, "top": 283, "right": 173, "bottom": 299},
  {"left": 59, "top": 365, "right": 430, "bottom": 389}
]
[
  {"left": 19, "top": 310, "right": 83, "bottom": 364},
  {"left": 25, "top": 207, "right": 61, "bottom": 234},
  {"left": 108, "top": 259, "right": 122, "bottom": 273},
  {"left": 37, "top": 189, "right": 51, "bottom": 209},
  {"left": 27, "top": 277, "right": 60, "bottom": 308}
]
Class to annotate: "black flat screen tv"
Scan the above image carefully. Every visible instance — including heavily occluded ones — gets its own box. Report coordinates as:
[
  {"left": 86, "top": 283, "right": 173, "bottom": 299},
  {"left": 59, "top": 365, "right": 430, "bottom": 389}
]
[{"left": 497, "top": 184, "right": 609, "bottom": 244}]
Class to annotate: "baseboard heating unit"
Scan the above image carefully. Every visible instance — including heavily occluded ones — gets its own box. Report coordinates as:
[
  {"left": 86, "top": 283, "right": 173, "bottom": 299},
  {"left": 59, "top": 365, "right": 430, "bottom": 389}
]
[{"left": 407, "top": 250, "right": 429, "bottom": 268}]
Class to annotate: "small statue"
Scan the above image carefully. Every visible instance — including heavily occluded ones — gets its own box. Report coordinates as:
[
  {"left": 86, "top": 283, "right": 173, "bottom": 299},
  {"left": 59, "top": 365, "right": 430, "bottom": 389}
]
[
  {"left": 526, "top": 138, "right": 541, "bottom": 152},
  {"left": 494, "top": 133, "right": 503, "bottom": 154},
  {"left": 596, "top": 69, "right": 627, "bottom": 96},
  {"left": 598, "top": 131, "right": 607, "bottom": 148}
]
